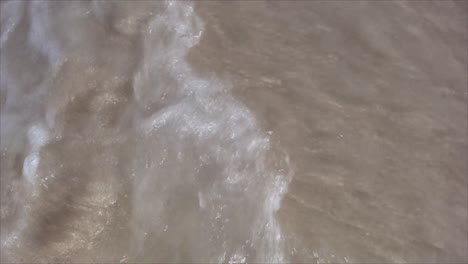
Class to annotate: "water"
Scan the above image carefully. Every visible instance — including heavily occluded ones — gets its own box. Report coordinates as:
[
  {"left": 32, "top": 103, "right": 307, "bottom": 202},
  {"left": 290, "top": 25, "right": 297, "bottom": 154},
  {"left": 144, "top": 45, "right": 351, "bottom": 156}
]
[
  {"left": 1, "top": 1, "right": 467, "bottom": 263},
  {"left": 1, "top": 1, "right": 290, "bottom": 262}
]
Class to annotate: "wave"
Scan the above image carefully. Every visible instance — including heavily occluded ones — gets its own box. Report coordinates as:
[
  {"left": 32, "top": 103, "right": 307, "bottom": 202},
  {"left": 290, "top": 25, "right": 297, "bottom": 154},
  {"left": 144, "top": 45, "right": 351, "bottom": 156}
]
[{"left": 0, "top": 1, "right": 292, "bottom": 262}]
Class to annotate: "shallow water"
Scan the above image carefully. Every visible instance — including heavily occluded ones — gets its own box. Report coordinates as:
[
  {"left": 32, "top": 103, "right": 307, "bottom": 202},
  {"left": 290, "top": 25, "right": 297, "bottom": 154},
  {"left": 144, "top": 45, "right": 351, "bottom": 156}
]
[{"left": 1, "top": 1, "right": 467, "bottom": 263}]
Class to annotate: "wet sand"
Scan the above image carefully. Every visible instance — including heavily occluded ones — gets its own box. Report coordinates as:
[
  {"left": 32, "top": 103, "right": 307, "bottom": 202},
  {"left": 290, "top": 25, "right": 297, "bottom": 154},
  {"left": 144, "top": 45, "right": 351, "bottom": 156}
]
[{"left": 189, "top": 1, "right": 467, "bottom": 263}]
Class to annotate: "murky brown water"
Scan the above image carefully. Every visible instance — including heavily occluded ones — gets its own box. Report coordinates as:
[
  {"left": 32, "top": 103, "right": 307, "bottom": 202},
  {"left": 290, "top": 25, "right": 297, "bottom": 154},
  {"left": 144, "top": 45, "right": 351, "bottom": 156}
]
[{"left": 1, "top": 1, "right": 467, "bottom": 263}]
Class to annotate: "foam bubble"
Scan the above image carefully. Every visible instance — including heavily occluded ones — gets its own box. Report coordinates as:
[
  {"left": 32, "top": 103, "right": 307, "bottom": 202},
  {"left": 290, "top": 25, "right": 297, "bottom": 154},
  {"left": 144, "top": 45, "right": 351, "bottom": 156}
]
[
  {"left": 130, "top": 1, "right": 292, "bottom": 262},
  {"left": 1, "top": 1, "right": 292, "bottom": 262}
]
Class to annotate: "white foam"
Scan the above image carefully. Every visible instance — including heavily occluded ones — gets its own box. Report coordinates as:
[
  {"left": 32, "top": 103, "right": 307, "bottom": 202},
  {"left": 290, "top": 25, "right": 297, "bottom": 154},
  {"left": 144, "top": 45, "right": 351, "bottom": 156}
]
[
  {"left": 22, "top": 124, "right": 50, "bottom": 184},
  {"left": 131, "top": 1, "right": 292, "bottom": 262},
  {"left": 22, "top": 152, "right": 39, "bottom": 184},
  {"left": 27, "top": 124, "right": 50, "bottom": 150},
  {"left": 1, "top": 1, "right": 292, "bottom": 262}
]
